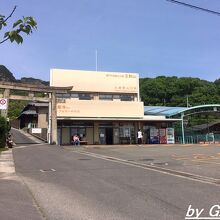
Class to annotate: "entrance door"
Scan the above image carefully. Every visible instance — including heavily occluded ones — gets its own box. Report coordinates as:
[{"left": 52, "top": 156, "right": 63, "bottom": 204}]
[
  {"left": 106, "top": 127, "right": 113, "bottom": 145},
  {"left": 57, "top": 128, "right": 61, "bottom": 145},
  {"left": 99, "top": 128, "right": 106, "bottom": 144}
]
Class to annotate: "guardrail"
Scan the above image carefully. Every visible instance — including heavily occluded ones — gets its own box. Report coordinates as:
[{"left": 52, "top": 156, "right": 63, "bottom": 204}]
[{"left": 176, "top": 133, "right": 220, "bottom": 144}]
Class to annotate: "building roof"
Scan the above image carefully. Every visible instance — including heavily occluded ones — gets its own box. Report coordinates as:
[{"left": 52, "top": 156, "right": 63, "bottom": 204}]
[
  {"left": 20, "top": 110, "right": 37, "bottom": 115},
  {"left": 144, "top": 106, "right": 187, "bottom": 117},
  {"left": 28, "top": 102, "right": 49, "bottom": 107},
  {"left": 191, "top": 121, "right": 220, "bottom": 131},
  {"left": 144, "top": 104, "right": 220, "bottom": 117}
]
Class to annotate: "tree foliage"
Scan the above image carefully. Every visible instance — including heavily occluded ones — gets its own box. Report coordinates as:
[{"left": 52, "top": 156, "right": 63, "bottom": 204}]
[
  {"left": 140, "top": 76, "right": 220, "bottom": 107},
  {"left": 0, "top": 6, "right": 37, "bottom": 44},
  {"left": 0, "top": 116, "right": 7, "bottom": 148},
  {"left": 8, "top": 100, "right": 28, "bottom": 120}
]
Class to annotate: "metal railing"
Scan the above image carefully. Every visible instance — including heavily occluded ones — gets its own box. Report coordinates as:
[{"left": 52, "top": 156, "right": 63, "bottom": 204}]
[{"left": 176, "top": 133, "right": 220, "bottom": 144}]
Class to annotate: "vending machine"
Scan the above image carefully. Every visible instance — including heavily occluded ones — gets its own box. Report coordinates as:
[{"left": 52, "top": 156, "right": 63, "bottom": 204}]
[{"left": 166, "top": 128, "right": 175, "bottom": 144}]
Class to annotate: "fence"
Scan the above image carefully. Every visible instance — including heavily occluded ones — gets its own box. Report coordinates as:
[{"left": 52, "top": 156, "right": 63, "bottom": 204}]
[{"left": 176, "top": 133, "right": 220, "bottom": 144}]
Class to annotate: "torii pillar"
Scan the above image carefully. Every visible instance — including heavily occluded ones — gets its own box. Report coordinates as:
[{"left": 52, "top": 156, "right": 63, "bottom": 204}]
[{"left": 51, "top": 91, "right": 57, "bottom": 144}]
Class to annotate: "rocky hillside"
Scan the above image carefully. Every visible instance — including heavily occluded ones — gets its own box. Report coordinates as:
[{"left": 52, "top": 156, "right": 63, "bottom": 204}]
[
  {"left": 17, "top": 77, "right": 49, "bottom": 86},
  {"left": 0, "top": 65, "right": 49, "bottom": 86},
  {"left": 0, "top": 65, "right": 16, "bottom": 82}
]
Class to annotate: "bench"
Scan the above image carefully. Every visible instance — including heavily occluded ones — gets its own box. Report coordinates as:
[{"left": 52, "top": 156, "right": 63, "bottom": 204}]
[{"left": 80, "top": 141, "right": 88, "bottom": 145}]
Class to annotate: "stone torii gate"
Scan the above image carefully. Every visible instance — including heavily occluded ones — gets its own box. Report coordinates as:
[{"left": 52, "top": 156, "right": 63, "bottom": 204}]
[{"left": 0, "top": 81, "right": 72, "bottom": 144}]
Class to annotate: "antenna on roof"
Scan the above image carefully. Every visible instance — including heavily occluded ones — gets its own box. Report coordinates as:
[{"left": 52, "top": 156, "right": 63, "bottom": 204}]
[{"left": 95, "top": 49, "right": 98, "bottom": 71}]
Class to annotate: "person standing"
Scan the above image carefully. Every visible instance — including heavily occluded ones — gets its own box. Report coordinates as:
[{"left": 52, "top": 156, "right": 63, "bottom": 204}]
[{"left": 137, "top": 129, "right": 143, "bottom": 145}]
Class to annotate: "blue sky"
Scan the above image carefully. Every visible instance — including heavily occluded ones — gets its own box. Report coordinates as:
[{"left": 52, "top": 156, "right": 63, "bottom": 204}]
[{"left": 1, "top": 0, "right": 220, "bottom": 81}]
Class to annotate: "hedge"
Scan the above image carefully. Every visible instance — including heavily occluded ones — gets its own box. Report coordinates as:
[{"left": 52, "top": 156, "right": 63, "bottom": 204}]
[{"left": 0, "top": 116, "right": 7, "bottom": 148}]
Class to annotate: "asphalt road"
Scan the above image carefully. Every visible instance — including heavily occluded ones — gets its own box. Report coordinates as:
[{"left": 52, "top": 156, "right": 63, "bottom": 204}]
[{"left": 12, "top": 144, "right": 220, "bottom": 220}]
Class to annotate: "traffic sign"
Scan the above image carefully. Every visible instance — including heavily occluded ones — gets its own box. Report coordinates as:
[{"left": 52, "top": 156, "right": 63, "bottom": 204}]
[{"left": 0, "top": 98, "right": 8, "bottom": 110}]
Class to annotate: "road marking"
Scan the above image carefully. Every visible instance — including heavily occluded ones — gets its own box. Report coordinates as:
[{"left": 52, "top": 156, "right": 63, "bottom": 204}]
[
  {"left": 172, "top": 153, "right": 220, "bottom": 164},
  {"left": 191, "top": 159, "right": 220, "bottom": 165},
  {"left": 73, "top": 150, "right": 220, "bottom": 187},
  {"left": 40, "top": 169, "right": 56, "bottom": 172}
]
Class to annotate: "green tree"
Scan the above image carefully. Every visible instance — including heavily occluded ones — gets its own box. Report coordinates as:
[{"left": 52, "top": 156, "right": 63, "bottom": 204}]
[
  {"left": 0, "top": 6, "right": 37, "bottom": 44},
  {"left": 8, "top": 100, "right": 28, "bottom": 120},
  {"left": 214, "top": 78, "right": 220, "bottom": 95},
  {"left": 140, "top": 76, "right": 220, "bottom": 107}
]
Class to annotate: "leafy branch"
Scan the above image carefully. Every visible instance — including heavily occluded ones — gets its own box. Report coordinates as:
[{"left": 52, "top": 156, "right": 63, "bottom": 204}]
[{"left": 0, "top": 6, "right": 37, "bottom": 44}]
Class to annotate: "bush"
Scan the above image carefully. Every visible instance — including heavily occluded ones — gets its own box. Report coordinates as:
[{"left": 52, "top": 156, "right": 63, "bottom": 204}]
[{"left": 0, "top": 116, "right": 7, "bottom": 148}]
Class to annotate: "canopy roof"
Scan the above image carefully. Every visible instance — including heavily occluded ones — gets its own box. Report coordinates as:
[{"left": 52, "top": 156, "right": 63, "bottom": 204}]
[
  {"left": 144, "top": 106, "right": 187, "bottom": 117},
  {"left": 144, "top": 104, "right": 220, "bottom": 117},
  {"left": 20, "top": 110, "right": 37, "bottom": 115}
]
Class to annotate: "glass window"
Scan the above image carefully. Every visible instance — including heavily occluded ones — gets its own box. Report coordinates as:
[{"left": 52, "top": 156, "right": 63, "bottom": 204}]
[
  {"left": 71, "top": 128, "right": 86, "bottom": 140},
  {"left": 70, "top": 93, "right": 79, "bottom": 98},
  {"left": 56, "top": 93, "right": 63, "bottom": 98},
  {"left": 79, "top": 93, "right": 93, "bottom": 100},
  {"left": 63, "top": 93, "right": 71, "bottom": 98},
  {"left": 99, "top": 94, "right": 113, "bottom": 101},
  {"left": 120, "top": 95, "right": 134, "bottom": 101},
  {"left": 56, "top": 93, "right": 71, "bottom": 98},
  {"left": 113, "top": 94, "right": 120, "bottom": 99}
]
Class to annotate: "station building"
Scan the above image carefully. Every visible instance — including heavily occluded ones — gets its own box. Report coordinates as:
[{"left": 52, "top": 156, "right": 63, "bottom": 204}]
[{"left": 50, "top": 69, "right": 178, "bottom": 145}]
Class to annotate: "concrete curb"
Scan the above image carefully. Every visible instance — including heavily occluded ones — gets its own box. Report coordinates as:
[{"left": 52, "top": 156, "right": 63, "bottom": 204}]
[
  {"left": 0, "top": 149, "right": 16, "bottom": 180},
  {"left": 0, "top": 149, "right": 46, "bottom": 220}
]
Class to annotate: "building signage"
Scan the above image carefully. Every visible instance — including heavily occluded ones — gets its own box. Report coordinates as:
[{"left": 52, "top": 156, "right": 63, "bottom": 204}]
[
  {"left": 56, "top": 100, "right": 144, "bottom": 118},
  {"left": 50, "top": 69, "right": 139, "bottom": 94},
  {"left": 32, "top": 128, "right": 42, "bottom": 134},
  {"left": 0, "top": 98, "right": 8, "bottom": 110}
]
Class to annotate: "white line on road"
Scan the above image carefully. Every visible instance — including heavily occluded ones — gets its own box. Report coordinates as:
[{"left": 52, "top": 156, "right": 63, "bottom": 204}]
[{"left": 73, "top": 150, "right": 220, "bottom": 187}]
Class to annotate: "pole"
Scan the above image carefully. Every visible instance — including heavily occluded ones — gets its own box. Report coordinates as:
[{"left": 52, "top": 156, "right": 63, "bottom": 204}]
[
  {"left": 181, "top": 113, "right": 185, "bottom": 144},
  {"left": 51, "top": 92, "right": 57, "bottom": 144},
  {"left": 1, "top": 89, "right": 10, "bottom": 118},
  {"left": 95, "top": 49, "right": 98, "bottom": 71},
  {"left": 186, "top": 95, "right": 189, "bottom": 108},
  {"left": 48, "top": 93, "right": 52, "bottom": 144}
]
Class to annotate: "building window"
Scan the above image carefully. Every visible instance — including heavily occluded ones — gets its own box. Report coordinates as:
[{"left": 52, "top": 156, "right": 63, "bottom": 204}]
[
  {"left": 113, "top": 94, "right": 120, "bottom": 100},
  {"left": 99, "top": 94, "right": 113, "bottom": 101},
  {"left": 56, "top": 93, "right": 63, "bottom": 98},
  {"left": 120, "top": 95, "right": 134, "bottom": 101},
  {"left": 78, "top": 93, "right": 93, "bottom": 100},
  {"left": 56, "top": 93, "right": 71, "bottom": 98},
  {"left": 63, "top": 94, "right": 71, "bottom": 98},
  {"left": 70, "top": 93, "right": 79, "bottom": 98}
]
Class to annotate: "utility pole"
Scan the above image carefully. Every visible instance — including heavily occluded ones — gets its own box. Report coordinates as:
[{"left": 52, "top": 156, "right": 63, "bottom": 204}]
[
  {"left": 186, "top": 95, "right": 189, "bottom": 108},
  {"left": 95, "top": 49, "right": 98, "bottom": 71}
]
